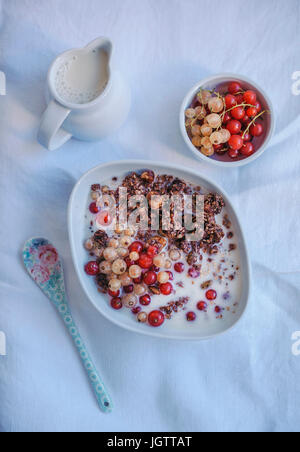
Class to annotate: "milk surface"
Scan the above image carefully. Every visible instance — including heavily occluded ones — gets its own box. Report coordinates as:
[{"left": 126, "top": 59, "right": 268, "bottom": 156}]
[{"left": 54, "top": 48, "right": 109, "bottom": 104}]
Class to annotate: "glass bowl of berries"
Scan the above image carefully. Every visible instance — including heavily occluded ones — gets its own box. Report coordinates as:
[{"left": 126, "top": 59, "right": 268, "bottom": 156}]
[{"left": 180, "top": 74, "right": 275, "bottom": 167}]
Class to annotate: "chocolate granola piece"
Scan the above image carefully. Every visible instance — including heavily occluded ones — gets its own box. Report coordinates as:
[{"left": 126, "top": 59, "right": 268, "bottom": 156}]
[
  {"left": 160, "top": 297, "right": 190, "bottom": 320},
  {"left": 96, "top": 273, "right": 109, "bottom": 294},
  {"left": 152, "top": 175, "right": 174, "bottom": 194},
  {"left": 136, "top": 230, "right": 154, "bottom": 243},
  {"left": 186, "top": 249, "right": 202, "bottom": 268},
  {"left": 162, "top": 226, "right": 186, "bottom": 241},
  {"left": 186, "top": 252, "right": 197, "bottom": 266},
  {"left": 229, "top": 244, "right": 237, "bottom": 252},
  {"left": 160, "top": 305, "right": 173, "bottom": 319},
  {"left": 146, "top": 235, "right": 167, "bottom": 253},
  {"left": 194, "top": 186, "right": 202, "bottom": 194},
  {"left": 149, "top": 286, "right": 161, "bottom": 295},
  {"left": 202, "top": 214, "right": 225, "bottom": 245},
  {"left": 184, "top": 185, "right": 193, "bottom": 195},
  {"left": 140, "top": 170, "right": 155, "bottom": 184},
  {"left": 201, "top": 280, "right": 213, "bottom": 290},
  {"left": 175, "top": 239, "right": 193, "bottom": 255},
  {"left": 93, "top": 230, "right": 109, "bottom": 249},
  {"left": 223, "top": 214, "right": 232, "bottom": 229},
  {"left": 209, "top": 245, "right": 219, "bottom": 255},
  {"left": 168, "top": 178, "right": 187, "bottom": 195},
  {"left": 91, "top": 184, "right": 101, "bottom": 192},
  {"left": 205, "top": 193, "right": 225, "bottom": 215},
  {"left": 122, "top": 172, "right": 149, "bottom": 196},
  {"left": 227, "top": 231, "right": 234, "bottom": 239}
]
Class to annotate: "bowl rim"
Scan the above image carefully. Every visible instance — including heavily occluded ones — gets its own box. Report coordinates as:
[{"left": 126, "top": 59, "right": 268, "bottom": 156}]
[
  {"left": 179, "top": 72, "right": 276, "bottom": 168},
  {"left": 68, "top": 159, "right": 252, "bottom": 341}
]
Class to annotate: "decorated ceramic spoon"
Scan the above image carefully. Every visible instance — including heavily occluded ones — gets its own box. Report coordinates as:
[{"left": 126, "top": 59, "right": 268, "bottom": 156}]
[{"left": 22, "top": 238, "right": 113, "bottom": 413}]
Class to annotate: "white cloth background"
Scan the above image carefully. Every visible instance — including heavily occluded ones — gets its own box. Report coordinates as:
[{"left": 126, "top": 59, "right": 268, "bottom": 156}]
[{"left": 0, "top": 0, "right": 299, "bottom": 433}]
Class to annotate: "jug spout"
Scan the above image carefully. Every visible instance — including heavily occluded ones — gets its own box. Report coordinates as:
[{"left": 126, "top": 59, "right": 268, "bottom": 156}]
[{"left": 86, "top": 37, "right": 112, "bottom": 59}]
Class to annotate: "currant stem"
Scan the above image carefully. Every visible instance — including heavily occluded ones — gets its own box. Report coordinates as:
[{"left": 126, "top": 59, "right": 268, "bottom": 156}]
[{"left": 242, "top": 110, "right": 268, "bottom": 139}]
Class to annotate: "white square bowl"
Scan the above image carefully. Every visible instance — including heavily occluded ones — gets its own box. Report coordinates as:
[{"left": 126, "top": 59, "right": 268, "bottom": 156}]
[{"left": 68, "top": 160, "right": 251, "bottom": 340}]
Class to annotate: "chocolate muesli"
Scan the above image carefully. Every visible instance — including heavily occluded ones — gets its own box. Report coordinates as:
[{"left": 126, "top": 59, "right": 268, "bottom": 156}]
[{"left": 83, "top": 170, "right": 241, "bottom": 329}]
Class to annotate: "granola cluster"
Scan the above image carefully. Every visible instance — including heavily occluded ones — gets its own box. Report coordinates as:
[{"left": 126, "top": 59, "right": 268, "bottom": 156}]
[
  {"left": 120, "top": 171, "right": 225, "bottom": 260},
  {"left": 160, "top": 297, "right": 190, "bottom": 319},
  {"left": 91, "top": 171, "right": 226, "bottom": 274}
]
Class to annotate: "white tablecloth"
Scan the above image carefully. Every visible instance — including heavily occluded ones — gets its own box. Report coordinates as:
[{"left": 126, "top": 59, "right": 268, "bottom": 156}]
[{"left": 0, "top": 0, "right": 300, "bottom": 433}]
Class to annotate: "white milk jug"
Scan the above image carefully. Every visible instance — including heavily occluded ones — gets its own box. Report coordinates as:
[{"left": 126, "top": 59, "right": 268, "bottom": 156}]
[{"left": 38, "top": 37, "right": 131, "bottom": 150}]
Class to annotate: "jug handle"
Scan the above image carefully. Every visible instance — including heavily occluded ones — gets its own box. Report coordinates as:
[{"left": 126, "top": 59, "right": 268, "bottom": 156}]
[{"left": 38, "top": 100, "right": 72, "bottom": 151}]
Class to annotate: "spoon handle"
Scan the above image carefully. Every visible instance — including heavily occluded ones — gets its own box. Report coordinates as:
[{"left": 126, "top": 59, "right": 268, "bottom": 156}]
[{"left": 58, "top": 301, "right": 113, "bottom": 413}]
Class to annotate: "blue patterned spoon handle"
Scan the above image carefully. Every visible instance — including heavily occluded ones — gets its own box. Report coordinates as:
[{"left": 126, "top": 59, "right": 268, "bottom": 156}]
[
  {"left": 22, "top": 238, "right": 113, "bottom": 413},
  {"left": 58, "top": 301, "right": 113, "bottom": 413}
]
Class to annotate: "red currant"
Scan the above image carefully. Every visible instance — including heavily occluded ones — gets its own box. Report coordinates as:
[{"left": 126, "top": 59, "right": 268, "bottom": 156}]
[
  {"left": 129, "top": 241, "right": 143, "bottom": 253},
  {"left": 228, "top": 82, "right": 242, "bottom": 95},
  {"left": 167, "top": 271, "right": 174, "bottom": 281},
  {"left": 132, "top": 306, "right": 141, "bottom": 315},
  {"left": 246, "top": 107, "right": 258, "bottom": 118},
  {"left": 96, "top": 211, "right": 112, "bottom": 226},
  {"left": 197, "top": 301, "right": 208, "bottom": 311},
  {"left": 133, "top": 276, "right": 143, "bottom": 284},
  {"left": 138, "top": 253, "right": 153, "bottom": 269},
  {"left": 124, "top": 284, "right": 134, "bottom": 294},
  {"left": 111, "top": 297, "right": 122, "bottom": 310},
  {"left": 108, "top": 289, "right": 120, "bottom": 298},
  {"left": 186, "top": 312, "right": 196, "bottom": 322},
  {"left": 150, "top": 264, "right": 160, "bottom": 273},
  {"left": 143, "top": 271, "right": 157, "bottom": 286},
  {"left": 240, "top": 142, "right": 255, "bottom": 157},
  {"left": 89, "top": 202, "right": 100, "bottom": 214},
  {"left": 242, "top": 115, "right": 251, "bottom": 126},
  {"left": 231, "top": 106, "right": 245, "bottom": 120},
  {"left": 188, "top": 268, "right": 200, "bottom": 278},
  {"left": 243, "top": 90, "right": 257, "bottom": 105},
  {"left": 160, "top": 282, "right": 173, "bottom": 296},
  {"left": 125, "top": 257, "right": 135, "bottom": 268},
  {"left": 228, "top": 149, "right": 239, "bottom": 159},
  {"left": 225, "top": 94, "right": 237, "bottom": 109},
  {"left": 213, "top": 143, "right": 224, "bottom": 151},
  {"left": 254, "top": 101, "right": 262, "bottom": 113},
  {"left": 147, "top": 245, "right": 158, "bottom": 257},
  {"left": 250, "top": 123, "right": 264, "bottom": 137},
  {"left": 191, "top": 98, "right": 199, "bottom": 109},
  {"left": 148, "top": 310, "right": 165, "bottom": 327},
  {"left": 228, "top": 135, "right": 244, "bottom": 151},
  {"left": 226, "top": 120, "right": 241, "bottom": 135},
  {"left": 222, "top": 112, "right": 231, "bottom": 124},
  {"left": 84, "top": 261, "right": 99, "bottom": 276},
  {"left": 235, "top": 93, "right": 244, "bottom": 104},
  {"left": 174, "top": 262, "right": 185, "bottom": 273},
  {"left": 140, "top": 294, "right": 151, "bottom": 306},
  {"left": 243, "top": 132, "right": 252, "bottom": 142},
  {"left": 206, "top": 289, "right": 217, "bottom": 300},
  {"left": 215, "top": 306, "right": 222, "bottom": 314}
]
